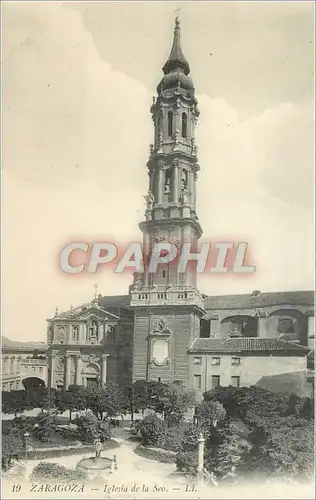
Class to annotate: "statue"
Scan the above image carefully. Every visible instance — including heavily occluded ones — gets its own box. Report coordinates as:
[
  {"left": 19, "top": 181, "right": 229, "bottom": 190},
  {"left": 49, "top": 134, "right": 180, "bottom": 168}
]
[
  {"left": 89, "top": 323, "right": 98, "bottom": 339},
  {"left": 164, "top": 178, "right": 171, "bottom": 194},
  {"left": 47, "top": 326, "right": 52, "bottom": 344},
  {"left": 174, "top": 129, "right": 180, "bottom": 143},
  {"left": 144, "top": 191, "right": 154, "bottom": 210},
  {"left": 191, "top": 137, "right": 197, "bottom": 155},
  {"left": 72, "top": 325, "right": 79, "bottom": 341},
  {"left": 95, "top": 438, "right": 103, "bottom": 461},
  {"left": 57, "top": 326, "right": 65, "bottom": 343},
  {"left": 158, "top": 131, "right": 163, "bottom": 148},
  {"left": 181, "top": 189, "right": 191, "bottom": 205}
]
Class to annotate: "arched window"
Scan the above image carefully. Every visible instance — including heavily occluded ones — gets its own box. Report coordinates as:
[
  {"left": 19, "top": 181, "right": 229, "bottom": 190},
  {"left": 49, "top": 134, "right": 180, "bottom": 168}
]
[
  {"left": 168, "top": 111, "right": 173, "bottom": 137},
  {"left": 181, "top": 112, "right": 187, "bottom": 138}
]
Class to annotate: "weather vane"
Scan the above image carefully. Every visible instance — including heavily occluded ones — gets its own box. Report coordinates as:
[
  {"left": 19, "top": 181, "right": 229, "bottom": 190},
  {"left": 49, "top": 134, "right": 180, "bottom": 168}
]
[
  {"left": 175, "top": 4, "right": 181, "bottom": 17},
  {"left": 93, "top": 283, "right": 99, "bottom": 300}
]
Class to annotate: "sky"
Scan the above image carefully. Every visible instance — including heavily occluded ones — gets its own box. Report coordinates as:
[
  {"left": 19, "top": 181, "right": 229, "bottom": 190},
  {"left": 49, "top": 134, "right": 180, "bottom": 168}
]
[{"left": 2, "top": 1, "right": 315, "bottom": 342}]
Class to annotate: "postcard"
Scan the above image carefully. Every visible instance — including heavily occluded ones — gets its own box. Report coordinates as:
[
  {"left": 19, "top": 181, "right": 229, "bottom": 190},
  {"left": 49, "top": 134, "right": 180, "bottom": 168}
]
[{"left": 1, "top": 1, "right": 314, "bottom": 499}]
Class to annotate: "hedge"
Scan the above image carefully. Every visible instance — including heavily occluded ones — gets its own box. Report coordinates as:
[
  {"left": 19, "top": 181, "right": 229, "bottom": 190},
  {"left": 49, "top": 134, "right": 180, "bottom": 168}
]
[
  {"left": 135, "top": 444, "right": 176, "bottom": 464},
  {"left": 30, "top": 462, "right": 87, "bottom": 483},
  {"left": 27, "top": 439, "right": 119, "bottom": 460}
]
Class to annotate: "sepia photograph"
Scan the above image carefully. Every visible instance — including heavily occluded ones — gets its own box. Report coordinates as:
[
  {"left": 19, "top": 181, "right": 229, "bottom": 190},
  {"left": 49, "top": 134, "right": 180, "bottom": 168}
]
[{"left": 1, "top": 1, "right": 315, "bottom": 499}]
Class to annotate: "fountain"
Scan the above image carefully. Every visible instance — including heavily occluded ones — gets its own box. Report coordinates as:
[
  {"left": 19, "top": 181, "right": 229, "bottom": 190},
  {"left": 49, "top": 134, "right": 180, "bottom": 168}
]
[{"left": 77, "top": 439, "right": 117, "bottom": 481}]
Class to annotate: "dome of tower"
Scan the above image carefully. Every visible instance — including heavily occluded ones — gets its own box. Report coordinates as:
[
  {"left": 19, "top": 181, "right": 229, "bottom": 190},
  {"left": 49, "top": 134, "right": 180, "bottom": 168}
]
[{"left": 157, "top": 71, "right": 194, "bottom": 93}]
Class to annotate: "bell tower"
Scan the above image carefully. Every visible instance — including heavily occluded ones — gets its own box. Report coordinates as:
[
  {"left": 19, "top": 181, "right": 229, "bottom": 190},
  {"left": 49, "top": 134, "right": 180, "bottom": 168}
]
[{"left": 130, "top": 17, "right": 205, "bottom": 386}]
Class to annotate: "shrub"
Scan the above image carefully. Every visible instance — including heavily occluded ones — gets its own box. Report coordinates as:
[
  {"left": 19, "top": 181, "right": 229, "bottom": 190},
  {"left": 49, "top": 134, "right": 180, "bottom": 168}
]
[
  {"left": 176, "top": 450, "right": 198, "bottom": 475},
  {"left": 139, "top": 414, "right": 166, "bottom": 446},
  {"left": 30, "top": 462, "right": 87, "bottom": 483},
  {"left": 97, "top": 419, "right": 111, "bottom": 442},
  {"left": 159, "top": 426, "right": 184, "bottom": 452},
  {"left": 75, "top": 413, "right": 111, "bottom": 444},
  {"left": 135, "top": 445, "right": 176, "bottom": 464},
  {"left": 182, "top": 422, "right": 200, "bottom": 452}
]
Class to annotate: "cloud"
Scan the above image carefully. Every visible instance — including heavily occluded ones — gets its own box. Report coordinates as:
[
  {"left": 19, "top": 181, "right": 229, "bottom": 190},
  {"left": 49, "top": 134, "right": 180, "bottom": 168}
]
[{"left": 2, "top": 2, "right": 314, "bottom": 341}]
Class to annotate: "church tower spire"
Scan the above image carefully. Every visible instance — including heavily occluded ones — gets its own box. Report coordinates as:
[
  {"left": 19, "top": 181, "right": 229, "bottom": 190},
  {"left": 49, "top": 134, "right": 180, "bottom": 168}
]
[
  {"left": 163, "top": 17, "right": 190, "bottom": 76},
  {"left": 130, "top": 18, "right": 205, "bottom": 387}
]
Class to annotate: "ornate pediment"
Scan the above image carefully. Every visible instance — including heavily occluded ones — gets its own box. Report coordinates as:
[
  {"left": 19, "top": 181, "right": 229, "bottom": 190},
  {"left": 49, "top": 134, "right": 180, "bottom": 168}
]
[
  {"left": 69, "top": 306, "right": 119, "bottom": 322},
  {"left": 152, "top": 318, "right": 171, "bottom": 335}
]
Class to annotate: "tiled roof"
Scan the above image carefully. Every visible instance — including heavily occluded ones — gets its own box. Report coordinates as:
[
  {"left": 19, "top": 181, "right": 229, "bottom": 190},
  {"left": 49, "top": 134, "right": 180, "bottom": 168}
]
[
  {"left": 204, "top": 290, "right": 314, "bottom": 311},
  {"left": 189, "top": 337, "right": 309, "bottom": 355}
]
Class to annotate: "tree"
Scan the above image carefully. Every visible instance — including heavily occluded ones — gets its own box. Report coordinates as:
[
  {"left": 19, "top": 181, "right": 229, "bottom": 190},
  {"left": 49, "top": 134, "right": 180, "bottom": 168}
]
[
  {"left": 196, "top": 400, "right": 227, "bottom": 444},
  {"left": 142, "top": 381, "right": 195, "bottom": 425},
  {"left": 33, "top": 411, "right": 58, "bottom": 442},
  {"left": 2, "top": 425, "right": 24, "bottom": 470},
  {"left": 161, "top": 383, "right": 196, "bottom": 426},
  {"left": 2, "top": 390, "right": 33, "bottom": 416},
  {"left": 84, "top": 384, "right": 125, "bottom": 420},
  {"left": 124, "top": 380, "right": 151, "bottom": 420},
  {"left": 203, "top": 385, "right": 238, "bottom": 417},
  {"left": 240, "top": 415, "right": 314, "bottom": 480}
]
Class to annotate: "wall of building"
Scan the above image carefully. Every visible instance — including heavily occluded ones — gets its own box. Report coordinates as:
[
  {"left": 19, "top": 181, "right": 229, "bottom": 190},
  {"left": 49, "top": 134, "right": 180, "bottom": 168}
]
[
  {"left": 256, "top": 370, "right": 314, "bottom": 399},
  {"left": 132, "top": 308, "right": 201, "bottom": 386},
  {"left": 2, "top": 351, "right": 47, "bottom": 391},
  {"left": 190, "top": 353, "right": 307, "bottom": 399}
]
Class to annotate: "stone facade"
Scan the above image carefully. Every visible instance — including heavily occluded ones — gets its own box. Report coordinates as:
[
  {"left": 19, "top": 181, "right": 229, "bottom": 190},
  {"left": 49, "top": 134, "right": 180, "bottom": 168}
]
[{"left": 45, "top": 298, "right": 134, "bottom": 390}]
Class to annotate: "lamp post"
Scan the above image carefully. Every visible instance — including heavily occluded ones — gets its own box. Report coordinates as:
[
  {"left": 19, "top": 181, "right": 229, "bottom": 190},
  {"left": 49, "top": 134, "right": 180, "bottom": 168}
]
[
  {"left": 197, "top": 433, "right": 205, "bottom": 485},
  {"left": 24, "top": 431, "right": 30, "bottom": 463}
]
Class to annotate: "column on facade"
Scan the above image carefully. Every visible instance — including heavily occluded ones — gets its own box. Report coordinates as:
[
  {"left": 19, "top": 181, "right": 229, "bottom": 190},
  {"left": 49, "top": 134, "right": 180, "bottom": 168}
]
[
  {"left": 75, "top": 354, "right": 82, "bottom": 386},
  {"left": 49, "top": 351, "right": 57, "bottom": 388},
  {"left": 101, "top": 354, "right": 108, "bottom": 386},
  {"left": 172, "top": 160, "right": 179, "bottom": 203},
  {"left": 143, "top": 231, "right": 151, "bottom": 286},
  {"left": 306, "top": 310, "right": 315, "bottom": 350},
  {"left": 157, "top": 164, "right": 164, "bottom": 204},
  {"left": 64, "top": 354, "right": 72, "bottom": 390},
  {"left": 257, "top": 311, "right": 267, "bottom": 338},
  {"left": 148, "top": 171, "right": 152, "bottom": 195},
  {"left": 193, "top": 173, "right": 197, "bottom": 209}
]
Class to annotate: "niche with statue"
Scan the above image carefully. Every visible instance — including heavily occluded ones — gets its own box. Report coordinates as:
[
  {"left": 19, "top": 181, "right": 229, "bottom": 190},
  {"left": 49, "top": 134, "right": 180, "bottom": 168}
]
[{"left": 163, "top": 168, "right": 173, "bottom": 203}]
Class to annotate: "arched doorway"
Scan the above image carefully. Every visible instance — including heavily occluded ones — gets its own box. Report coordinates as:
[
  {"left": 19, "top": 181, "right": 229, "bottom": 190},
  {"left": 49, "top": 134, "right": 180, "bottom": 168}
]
[
  {"left": 267, "top": 309, "right": 307, "bottom": 344},
  {"left": 221, "top": 315, "right": 257, "bottom": 338},
  {"left": 81, "top": 362, "right": 100, "bottom": 389},
  {"left": 22, "top": 377, "right": 45, "bottom": 390}
]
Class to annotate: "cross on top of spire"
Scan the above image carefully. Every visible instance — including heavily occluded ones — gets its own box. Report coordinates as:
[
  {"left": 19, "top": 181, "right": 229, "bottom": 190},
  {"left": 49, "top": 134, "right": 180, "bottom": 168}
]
[
  {"left": 175, "top": 5, "right": 181, "bottom": 17},
  {"left": 162, "top": 14, "right": 190, "bottom": 76}
]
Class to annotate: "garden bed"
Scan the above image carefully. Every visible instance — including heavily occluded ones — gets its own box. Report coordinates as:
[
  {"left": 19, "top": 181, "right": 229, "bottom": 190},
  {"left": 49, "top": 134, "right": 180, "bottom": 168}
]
[
  {"left": 27, "top": 438, "right": 119, "bottom": 460},
  {"left": 134, "top": 444, "right": 176, "bottom": 464}
]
